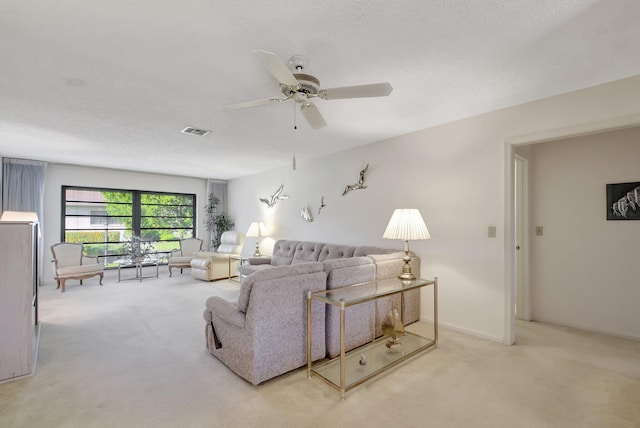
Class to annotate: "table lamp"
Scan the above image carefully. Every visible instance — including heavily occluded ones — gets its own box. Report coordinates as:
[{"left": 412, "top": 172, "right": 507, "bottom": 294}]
[
  {"left": 382, "top": 209, "right": 430, "bottom": 280},
  {"left": 246, "top": 222, "right": 267, "bottom": 257}
]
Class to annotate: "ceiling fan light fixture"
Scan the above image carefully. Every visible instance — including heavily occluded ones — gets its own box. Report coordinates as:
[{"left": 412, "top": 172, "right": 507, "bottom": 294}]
[
  {"left": 225, "top": 50, "right": 393, "bottom": 130},
  {"left": 288, "top": 54, "right": 307, "bottom": 71}
]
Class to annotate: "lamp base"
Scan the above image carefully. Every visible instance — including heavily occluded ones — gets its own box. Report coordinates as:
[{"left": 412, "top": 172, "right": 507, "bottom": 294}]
[
  {"left": 398, "top": 271, "right": 416, "bottom": 281},
  {"left": 253, "top": 240, "right": 261, "bottom": 257},
  {"left": 398, "top": 249, "right": 416, "bottom": 281}
]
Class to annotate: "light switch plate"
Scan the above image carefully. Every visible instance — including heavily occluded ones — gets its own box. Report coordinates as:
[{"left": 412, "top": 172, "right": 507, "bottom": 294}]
[
  {"left": 536, "top": 226, "right": 543, "bottom": 236},
  {"left": 488, "top": 226, "right": 496, "bottom": 238}
]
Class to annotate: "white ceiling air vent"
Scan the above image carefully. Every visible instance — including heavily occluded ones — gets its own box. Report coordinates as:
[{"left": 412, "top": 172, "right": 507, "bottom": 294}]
[{"left": 181, "top": 126, "right": 211, "bottom": 136}]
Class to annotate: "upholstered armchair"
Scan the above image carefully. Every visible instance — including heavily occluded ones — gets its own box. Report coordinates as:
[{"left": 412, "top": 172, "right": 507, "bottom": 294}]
[
  {"left": 51, "top": 243, "right": 104, "bottom": 293},
  {"left": 168, "top": 238, "right": 203, "bottom": 277},
  {"left": 191, "top": 231, "right": 244, "bottom": 281}
]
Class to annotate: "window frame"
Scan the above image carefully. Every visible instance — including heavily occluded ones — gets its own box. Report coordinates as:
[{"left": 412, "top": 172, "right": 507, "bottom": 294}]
[{"left": 61, "top": 185, "right": 196, "bottom": 265}]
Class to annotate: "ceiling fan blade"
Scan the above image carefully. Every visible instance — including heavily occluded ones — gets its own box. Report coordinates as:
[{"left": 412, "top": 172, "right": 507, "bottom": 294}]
[
  {"left": 254, "top": 50, "right": 300, "bottom": 88},
  {"left": 320, "top": 82, "right": 393, "bottom": 100},
  {"left": 223, "top": 98, "right": 281, "bottom": 111},
  {"left": 300, "top": 103, "right": 327, "bottom": 129}
]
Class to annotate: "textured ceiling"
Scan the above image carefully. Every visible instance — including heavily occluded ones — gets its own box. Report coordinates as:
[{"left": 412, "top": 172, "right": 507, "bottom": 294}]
[{"left": 1, "top": 1, "right": 640, "bottom": 179}]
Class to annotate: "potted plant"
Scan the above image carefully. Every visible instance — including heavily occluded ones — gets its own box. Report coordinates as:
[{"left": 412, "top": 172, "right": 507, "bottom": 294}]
[
  {"left": 122, "top": 235, "right": 155, "bottom": 262},
  {"left": 204, "top": 194, "right": 234, "bottom": 250}
]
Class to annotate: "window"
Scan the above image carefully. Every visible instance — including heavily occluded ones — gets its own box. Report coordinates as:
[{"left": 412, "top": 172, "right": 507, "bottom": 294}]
[
  {"left": 89, "top": 210, "right": 121, "bottom": 226},
  {"left": 62, "top": 186, "right": 196, "bottom": 266}
]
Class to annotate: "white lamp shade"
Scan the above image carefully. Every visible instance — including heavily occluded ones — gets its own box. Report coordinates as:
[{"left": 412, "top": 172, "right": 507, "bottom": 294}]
[
  {"left": 383, "top": 209, "right": 431, "bottom": 241},
  {"left": 246, "top": 222, "right": 267, "bottom": 238}
]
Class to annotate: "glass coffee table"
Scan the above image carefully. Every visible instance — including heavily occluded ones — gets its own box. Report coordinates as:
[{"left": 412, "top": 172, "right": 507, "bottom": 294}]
[{"left": 115, "top": 258, "right": 160, "bottom": 282}]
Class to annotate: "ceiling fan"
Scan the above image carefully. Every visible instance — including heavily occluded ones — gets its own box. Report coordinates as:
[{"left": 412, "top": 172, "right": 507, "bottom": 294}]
[{"left": 224, "top": 50, "right": 393, "bottom": 129}]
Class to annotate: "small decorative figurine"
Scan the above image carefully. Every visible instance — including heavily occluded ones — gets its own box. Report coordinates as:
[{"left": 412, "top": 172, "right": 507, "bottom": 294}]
[
  {"left": 301, "top": 204, "right": 313, "bottom": 222},
  {"left": 259, "top": 184, "right": 290, "bottom": 208},
  {"left": 318, "top": 195, "right": 326, "bottom": 215},
  {"left": 359, "top": 354, "right": 367, "bottom": 366},
  {"left": 382, "top": 304, "right": 404, "bottom": 349},
  {"left": 342, "top": 163, "right": 369, "bottom": 196}
]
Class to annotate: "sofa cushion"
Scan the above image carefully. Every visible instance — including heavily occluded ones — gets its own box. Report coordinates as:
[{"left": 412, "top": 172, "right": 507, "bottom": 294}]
[
  {"left": 270, "top": 240, "right": 299, "bottom": 265},
  {"left": 367, "top": 251, "right": 411, "bottom": 262},
  {"left": 236, "top": 262, "right": 324, "bottom": 313},
  {"left": 57, "top": 264, "right": 103, "bottom": 276},
  {"left": 291, "top": 241, "right": 325, "bottom": 264},
  {"left": 318, "top": 244, "right": 356, "bottom": 262},
  {"left": 321, "top": 256, "right": 372, "bottom": 273},
  {"left": 217, "top": 231, "right": 244, "bottom": 255},
  {"left": 324, "top": 257, "right": 375, "bottom": 289},
  {"left": 353, "top": 246, "right": 398, "bottom": 257}
]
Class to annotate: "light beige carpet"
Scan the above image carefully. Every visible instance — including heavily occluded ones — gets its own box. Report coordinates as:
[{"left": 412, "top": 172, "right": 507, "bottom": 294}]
[{"left": 1, "top": 268, "right": 639, "bottom": 428}]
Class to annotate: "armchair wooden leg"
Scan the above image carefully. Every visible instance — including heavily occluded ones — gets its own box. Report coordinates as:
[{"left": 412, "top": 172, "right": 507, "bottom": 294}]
[
  {"left": 169, "top": 266, "right": 173, "bottom": 277},
  {"left": 99, "top": 272, "right": 104, "bottom": 285},
  {"left": 60, "top": 279, "right": 66, "bottom": 293}
]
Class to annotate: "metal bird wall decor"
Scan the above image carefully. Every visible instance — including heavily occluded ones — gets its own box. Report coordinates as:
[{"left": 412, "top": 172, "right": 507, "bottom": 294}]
[
  {"left": 342, "top": 163, "right": 369, "bottom": 196},
  {"left": 301, "top": 204, "right": 314, "bottom": 222},
  {"left": 260, "top": 184, "right": 290, "bottom": 208},
  {"left": 318, "top": 196, "right": 326, "bottom": 215}
]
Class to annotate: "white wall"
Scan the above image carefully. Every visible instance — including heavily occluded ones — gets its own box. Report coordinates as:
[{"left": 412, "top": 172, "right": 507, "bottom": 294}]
[
  {"left": 43, "top": 164, "right": 208, "bottom": 284},
  {"left": 529, "top": 127, "right": 640, "bottom": 340},
  {"left": 228, "top": 75, "right": 640, "bottom": 343}
]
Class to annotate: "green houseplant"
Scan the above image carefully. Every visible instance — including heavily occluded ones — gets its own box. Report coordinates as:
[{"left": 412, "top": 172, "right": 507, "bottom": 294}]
[{"left": 204, "top": 194, "right": 234, "bottom": 250}]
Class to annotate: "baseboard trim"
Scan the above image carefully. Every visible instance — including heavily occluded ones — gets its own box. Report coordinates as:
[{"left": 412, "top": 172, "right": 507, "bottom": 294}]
[{"left": 420, "top": 316, "right": 505, "bottom": 344}]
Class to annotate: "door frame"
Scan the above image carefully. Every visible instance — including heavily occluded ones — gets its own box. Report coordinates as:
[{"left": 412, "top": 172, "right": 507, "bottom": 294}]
[
  {"left": 504, "top": 113, "right": 640, "bottom": 345},
  {"left": 514, "top": 154, "right": 530, "bottom": 322}
]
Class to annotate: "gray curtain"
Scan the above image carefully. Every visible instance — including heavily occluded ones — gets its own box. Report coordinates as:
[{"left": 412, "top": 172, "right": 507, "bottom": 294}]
[
  {"left": 2, "top": 158, "right": 47, "bottom": 284},
  {"left": 206, "top": 179, "right": 228, "bottom": 250}
]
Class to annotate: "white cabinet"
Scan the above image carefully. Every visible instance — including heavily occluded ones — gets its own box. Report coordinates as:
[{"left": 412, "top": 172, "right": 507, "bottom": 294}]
[{"left": 0, "top": 221, "right": 39, "bottom": 382}]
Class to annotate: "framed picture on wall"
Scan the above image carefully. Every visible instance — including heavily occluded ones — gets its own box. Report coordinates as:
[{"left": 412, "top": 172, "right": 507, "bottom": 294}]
[{"left": 607, "top": 181, "right": 640, "bottom": 220}]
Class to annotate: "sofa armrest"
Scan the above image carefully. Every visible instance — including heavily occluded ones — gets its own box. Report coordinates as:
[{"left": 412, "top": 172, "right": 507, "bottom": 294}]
[
  {"left": 191, "top": 257, "right": 211, "bottom": 270},
  {"left": 205, "top": 296, "right": 245, "bottom": 329}
]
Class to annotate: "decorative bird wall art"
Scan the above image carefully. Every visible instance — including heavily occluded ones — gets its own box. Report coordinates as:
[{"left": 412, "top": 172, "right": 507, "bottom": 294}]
[
  {"left": 260, "top": 184, "right": 290, "bottom": 208},
  {"left": 301, "top": 204, "right": 313, "bottom": 222},
  {"left": 318, "top": 196, "right": 326, "bottom": 215},
  {"left": 342, "top": 163, "right": 369, "bottom": 196}
]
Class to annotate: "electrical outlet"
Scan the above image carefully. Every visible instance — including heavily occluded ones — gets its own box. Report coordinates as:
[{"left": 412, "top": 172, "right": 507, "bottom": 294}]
[
  {"left": 536, "top": 226, "right": 543, "bottom": 236},
  {"left": 488, "top": 226, "right": 496, "bottom": 238}
]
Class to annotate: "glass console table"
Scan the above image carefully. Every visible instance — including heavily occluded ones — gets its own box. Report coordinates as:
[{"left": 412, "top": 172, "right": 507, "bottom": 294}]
[{"left": 307, "top": 277, "right": 438, "bottom": 398}]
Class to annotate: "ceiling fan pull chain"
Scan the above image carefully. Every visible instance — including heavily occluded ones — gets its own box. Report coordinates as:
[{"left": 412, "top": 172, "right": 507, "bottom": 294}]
[{"left": 293, "top": 101, "right": 297, "bottom": 130}]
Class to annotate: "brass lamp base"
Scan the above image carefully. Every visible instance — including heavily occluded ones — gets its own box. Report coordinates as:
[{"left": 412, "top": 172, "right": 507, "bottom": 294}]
[
  {"left": 397, "top": 249, "right": 416, "bottom": 280},
  {"left": 398, "top": 271, "right": 416, "bottom": 280},
  {"left": 253, "top": 239, "right": 262, "bottom": 257}
]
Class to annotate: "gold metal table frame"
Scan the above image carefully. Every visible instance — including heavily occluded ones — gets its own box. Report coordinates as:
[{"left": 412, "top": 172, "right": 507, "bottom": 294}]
[{"left": 307, "top": 277, "right": 438, "bottom": 398}]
